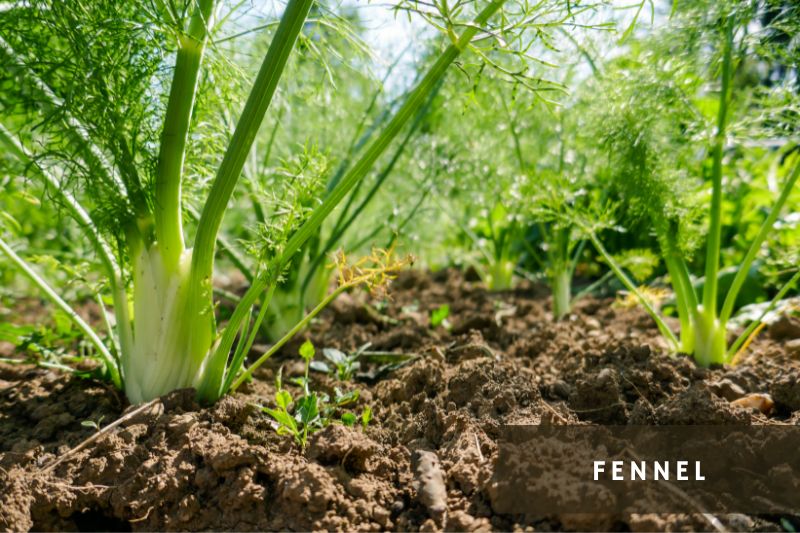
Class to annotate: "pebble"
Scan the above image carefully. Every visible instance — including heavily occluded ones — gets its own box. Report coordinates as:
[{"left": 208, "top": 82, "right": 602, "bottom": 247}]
[
  {"left": 390, "top": 500, "right": 405, "bottom": 514},
  {"left": 411, "top": 450, "right": 447, "bottom": 521},
  {"left": 785, "top": 338, "right": 800, "bottom": 358},
  {"left": 769, "top": 315, "right": 800, "bottom": 340},
  {"left": 731, "top": 393, "right": 774, "bottom": 414},
  {"left": 584, "top": 317, "right": 601, "bottom": 331},
  {"left": 551, "top": 380, "right": 570, "bottom": 399}
]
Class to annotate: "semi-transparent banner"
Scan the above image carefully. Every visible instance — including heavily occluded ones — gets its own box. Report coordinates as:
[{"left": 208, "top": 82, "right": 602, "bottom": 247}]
[{"left": 491, "top": 425, "right": 800, "bottom": 515}]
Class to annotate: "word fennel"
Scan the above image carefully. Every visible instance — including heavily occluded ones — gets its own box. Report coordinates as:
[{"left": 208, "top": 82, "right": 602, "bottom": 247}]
[{"left": 593, "top": 460, "right": 705, "bottom": 482}]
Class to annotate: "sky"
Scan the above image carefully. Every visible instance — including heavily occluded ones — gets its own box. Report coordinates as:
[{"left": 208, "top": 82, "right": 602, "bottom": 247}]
[{"left": 219, "top": 0, "right": 674, "bottom": 98}]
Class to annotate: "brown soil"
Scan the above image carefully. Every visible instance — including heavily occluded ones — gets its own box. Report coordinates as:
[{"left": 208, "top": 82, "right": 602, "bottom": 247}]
[{"left": 1, "top": 270, "right": 799, "bottom": 532}]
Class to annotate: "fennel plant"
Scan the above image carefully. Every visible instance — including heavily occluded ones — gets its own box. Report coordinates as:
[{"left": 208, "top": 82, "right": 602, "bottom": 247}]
[
  {"left": 588, "top": 3, "right": 800, "bottom": 365},
  {"left": 1, "top": 0, "right": 573, "bottom": 404}
]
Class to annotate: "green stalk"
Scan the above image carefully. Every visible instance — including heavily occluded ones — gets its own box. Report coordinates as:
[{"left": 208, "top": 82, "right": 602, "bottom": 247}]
[
  {"left": 222, "top": 290, "right": 274, "bottom": 392},
  {"left": 155, "top": 0, "right": 216, "bottom": 270},
  {"left": 664, "top": 253, "right": 695, "bottom": 353},
  {"left": 198, "top": 0, "right": 508, "bottom": 402},
  {"left": 187, "top": 0, "right": 314, "bottom": 403},
  {"left": 727, "top": 270, "right": 800, "bottom": 359},
  {"left": 551, "top": 269, "right": 572, "bottom": 319},
  {"left": 662, "top": 230, "right": 698, "bottom": 353},
  {"left": 220, "top": 307, "right": 254, "bottom": 393},
  {"left": 302, "top": 82, "right": 439, "bottom": 294},
  {"left": 719, "top": 161, "right": 800, "bottom": 324},
  {"left": 701, "top": 19, "right": 734, "bottom": 316},
  {"left": 191, "top": 0, "right": 314, "bottom": 404},
  {"left": 590, "top": 233, "right": 680, "bottom": 349},
  {"left": 568, "top": 239, "right": 587, "bottom": 278},
  {"left": 192, "top": 0, "right": 314, "bottom": 296},
  {"left": 550, "top": 227, "right": 574, "bottom": 318},
  {"left": 0, "top": 236, "right": 120, "bottom": 388},
  {"left": 230, "top": 284, "right": 348, "bottom": 392},
  {"left": 186, "top": 205, "right": 253, "bottom": 282}
]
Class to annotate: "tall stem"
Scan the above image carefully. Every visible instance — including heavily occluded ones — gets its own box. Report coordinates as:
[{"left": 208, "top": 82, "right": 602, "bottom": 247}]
[
  {"left": 552, "top": 269, "right": 572, "bottom": 319},
  {"left": 664, "top": 253, "right": 694, "bottom": 353},
  {"left": 701, "top": 19, "right": 734, "bottom": 315},
  {"left": 231, "top": 285, "right": 347, "bottom": 392},
  {"left": 719, "top": 161, "right": 800, "bottom": 323},
  {"left": 198, "top": 0, "right": 509, "bottom": 403},
  {"left": 590, "top": 233, "right": 680, "bottom": 349},
  {"left": 155, "top": 0, "right": 216, "bottom": 270},
  {"left": 192, "top": 0, "right": 314, "bottom": 294}
]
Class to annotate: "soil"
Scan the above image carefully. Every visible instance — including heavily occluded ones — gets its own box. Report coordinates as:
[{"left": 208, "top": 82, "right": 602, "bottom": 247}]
[{"left": 1, "top": 269, "right": 799, "bottom": 532}]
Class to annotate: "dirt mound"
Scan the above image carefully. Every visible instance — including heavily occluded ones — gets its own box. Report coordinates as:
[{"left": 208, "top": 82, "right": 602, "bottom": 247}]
[{"left": 1, "top": 270, "right": 798, "bottom": 531}]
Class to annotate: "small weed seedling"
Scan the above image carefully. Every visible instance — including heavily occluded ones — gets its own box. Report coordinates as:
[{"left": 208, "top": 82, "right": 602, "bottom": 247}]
[
  {"left": 262, "top": 341, "right": 369, "bottom": 448},
  {"left": 430, "top": 304, "right": 451, "bottom": 330},
  {"left": 310, "top": 343, "right": 371, "bottom": 381},
  {"left": 80, "top": 416, "right": 105, "bottom": 432}
]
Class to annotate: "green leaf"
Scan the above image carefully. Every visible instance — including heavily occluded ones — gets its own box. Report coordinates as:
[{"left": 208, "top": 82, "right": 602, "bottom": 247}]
[
  {"left": 322, "top": 347, "right": 347, "bottom": 365},
  {"left": 613, "top": 249, "right": 659, "bottom": 282},
  {"left": 310, "top": 360, "right": 331, "bottom": 374},
  {"left": 275, "top": 390, "right": 292, "bottom": 410},
  {"left": 341, "top": 412, "right": 357, "bottom": 426},
  {"left": 264, "top": 407, "right": 298, "bottom": 433},
  {"left": 299, "top": 339, "right": 315, "bottom": 362},
  {"left": 430, "top": 304, "right": 451, "bottom": 328},
  {"left": 335, "top": 388, "right": 359, "bottom": 406},
  {"left": 295, "top": 394, "right": 319, "bottom": 426},
  {"left": 361, "top": 406, "right": 373, "bottom": 429},
  {"left": 52, "top": 310, "right": 74, "bottom": 336},
  {"left": 0, "top": 323, "right": 34, "bottom": 344}
]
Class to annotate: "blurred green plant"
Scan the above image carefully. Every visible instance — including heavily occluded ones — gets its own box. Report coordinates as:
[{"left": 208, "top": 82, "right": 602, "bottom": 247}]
[{"left": 586, "top": 0, "right": 800, "bottom": 365}]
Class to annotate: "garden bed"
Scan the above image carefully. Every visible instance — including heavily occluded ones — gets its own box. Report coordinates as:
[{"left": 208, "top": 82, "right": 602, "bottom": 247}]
[{"left": 2, "top": 270, "right": 799, "bottom": 532}]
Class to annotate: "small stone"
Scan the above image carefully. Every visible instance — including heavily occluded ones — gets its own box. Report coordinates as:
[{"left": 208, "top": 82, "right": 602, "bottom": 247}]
[
  {"left": 411, "top": 450, "right": 447, "bottom": 522},
  {"left": 167, "top": 414, "right": 196, "bottom": 432},
  {"left": 725, "top": 514, "right": 754, "bottom": 531},
  {"left": 769, "top": 315, "right": 800, "bottom": 340},
  {"left": 584, "top": 317, "right": 601, "bottom": 331},
  {"left": 550, "top": 380, "right": 570, "bottom": 399},
  {"left": 785, "top": 338, "right": 800, "bottom": 358},
  {"left": 731, "top": 393, "right": 774, "bottom": 414},
  {"left": 372, "top": 507, "right": 392, "bottom": 529}
]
